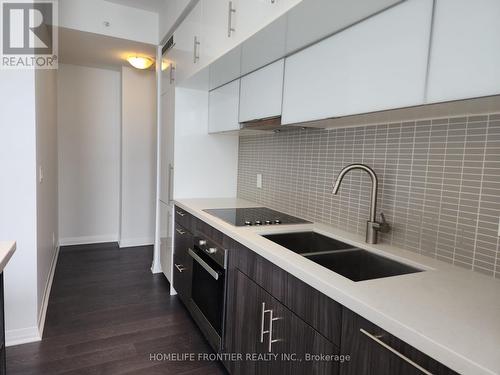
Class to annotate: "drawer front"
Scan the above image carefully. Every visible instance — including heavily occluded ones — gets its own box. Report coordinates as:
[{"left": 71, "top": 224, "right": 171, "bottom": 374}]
[
  {"left": 195, "top": 217, "right": 225, "bottom": 247},
  {"left": 228, "top": 238, "right": 287, "bottom": 303},
  {"left": 340, "top": 308, "right": 458, "bottom": 375},
  {"left": 173, "top": 223, "right": 193, "bottom": 303},
  {"left": 174, "top": 206, "right": 193, "bottom": 232},
  {"left": 286, "top": 273, "right": 342, "bottom": 347}
]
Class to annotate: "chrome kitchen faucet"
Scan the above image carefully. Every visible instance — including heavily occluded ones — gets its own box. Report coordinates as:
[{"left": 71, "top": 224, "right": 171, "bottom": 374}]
[{"left": 332, "top": 164, "right": 390, "bottom": 244}]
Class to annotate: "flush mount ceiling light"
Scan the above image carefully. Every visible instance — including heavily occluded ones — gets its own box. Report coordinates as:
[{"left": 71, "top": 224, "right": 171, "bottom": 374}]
[{"left": 127, "top": 56, "right": 154, "bottom": 70}]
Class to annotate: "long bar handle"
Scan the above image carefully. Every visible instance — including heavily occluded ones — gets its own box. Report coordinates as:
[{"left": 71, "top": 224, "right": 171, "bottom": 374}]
[
  {"left": 267, "top": 310, "right": 280, "bottom": 352},
  {"left": 168, "top": 164, "right": 174, "bottom": 203},
  {"left": 359, "top": 329, "right": 433, "bottom": 375},
  {"left": 260, "top": 302, "right": 271, "bottom": 343},
  {"left": 169, "top": 63, "right": 175, "bottom": 84},
  {"left": 193, "top": 36, "right": 200, "bottom": 63},
  {"left": 227, "top": 1, "right": 236, "bottom": 37},
  {"left": 188, "top": 248, "right": 219, "bottom": 280}
]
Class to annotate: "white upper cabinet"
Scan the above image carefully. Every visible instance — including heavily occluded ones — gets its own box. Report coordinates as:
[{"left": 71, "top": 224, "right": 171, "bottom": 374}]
[
  {"left": 240, "top": 15, "right": 287, "bottom": 75},
  {"left": 209, "top": 45, "right": 242, "bottom": 91},
  {"left": 171, "top": 0, "right": 301, "bottom": 86},
  {"left": 169, "top": 1, "right": 202, "bottom": 84},
  {"left": 201, "top": 0, "right": 240, "bottom": 65},
  {"left": 239, "top": 59, "right": 284, "bottom": 123},
  {"left": 426, "top": 0, "right": 500, "bottom": 103},
  {"left": 285, "top": 0, "right": 401, "bottom": 54},
  {"left": 282, "top": 0, "right": 433, "bottom": 125},
  {"left": 208, "top": 79, "right": 241, "bottom": 133}
]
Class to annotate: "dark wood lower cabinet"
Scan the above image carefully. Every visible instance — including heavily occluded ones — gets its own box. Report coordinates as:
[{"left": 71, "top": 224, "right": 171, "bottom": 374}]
[
  {"left": 175, "top": 210, "right": 459, "bottom": 375},
  {"left": 226, "top": 270, "right": 338, "bottom": 375},
  {"left": 172, "top": 223, "right": 193, "bottom": 304},
  {"left": 340, "top": 308, "right": 458, "bottom": 375}
]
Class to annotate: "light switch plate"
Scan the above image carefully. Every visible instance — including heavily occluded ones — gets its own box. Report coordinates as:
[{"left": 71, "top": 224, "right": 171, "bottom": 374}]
[{"left": 256, "top": 174, "right": 262, "bottom": 189}]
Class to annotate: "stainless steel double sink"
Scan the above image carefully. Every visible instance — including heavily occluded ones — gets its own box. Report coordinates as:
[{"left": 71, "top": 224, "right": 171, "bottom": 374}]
[{"left": 262, "top": 232, "right": 422, "bottom": 282}]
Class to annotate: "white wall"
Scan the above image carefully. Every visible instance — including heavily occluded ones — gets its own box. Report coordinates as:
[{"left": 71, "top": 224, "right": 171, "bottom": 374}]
[
  {"left": 60, "top": 0, "right": 159, "bottom": 44},
  {"left": 120, "top": 67, "right": 157, "bottom": 247},
  {"left": 174, "top": 88, "right": 239, "bottom": 199},
  {"left": 0, "top": 69, "right": 40, "bottom": 345},
  {"left": 35, "top": 69, "right": 59, "bottom": 334},
  {"left": 158, "top": 0, "right": 191, "bottom": 42},
  {"left": 58, "top": 64, "right": 121, "bottom": 245}
]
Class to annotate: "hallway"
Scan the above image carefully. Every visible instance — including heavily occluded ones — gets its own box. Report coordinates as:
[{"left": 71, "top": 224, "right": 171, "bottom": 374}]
[{"left": 6, "top": 244, "right": 225, "bottom": 374}]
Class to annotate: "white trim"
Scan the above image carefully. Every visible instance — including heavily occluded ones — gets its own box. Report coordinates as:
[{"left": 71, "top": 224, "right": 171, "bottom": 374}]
[
  {"left": 37, "top": 244, "right": 60, "bottom": 338},
  {"left": 119, "top": 237, "right": 155, "bottom": 248},
  {"left": 6, "top": 326, "right": 41, "bottom": 347},
  {"left": 59, "top": 234, "right": 119, "bottom": 246},
  {"left": 152, "top": 45, "right": 162, "bottom": 275}
]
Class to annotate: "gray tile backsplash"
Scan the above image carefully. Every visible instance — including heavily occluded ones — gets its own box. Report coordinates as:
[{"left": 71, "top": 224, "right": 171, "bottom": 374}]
[{"left": 237, "top": 113, "right": 500, "bottom": 278}]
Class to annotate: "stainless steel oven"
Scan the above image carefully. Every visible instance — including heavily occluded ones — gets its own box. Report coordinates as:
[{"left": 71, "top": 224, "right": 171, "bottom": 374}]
[{"left": 188, "top": 236, "right": 227, "bottom": 351}]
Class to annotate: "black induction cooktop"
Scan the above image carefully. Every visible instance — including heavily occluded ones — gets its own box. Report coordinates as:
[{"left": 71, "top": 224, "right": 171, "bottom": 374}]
[{"left": 203, "top": 207, "right": 310, "bottom": 227}]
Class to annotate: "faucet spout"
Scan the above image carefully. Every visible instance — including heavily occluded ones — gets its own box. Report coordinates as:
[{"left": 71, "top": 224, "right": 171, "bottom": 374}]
[
  {"left": 332, "top": 164, "right": 378, "bottom": 222},
  {"left": 332, "top": 164, "right": 388, "bottom": 244}
]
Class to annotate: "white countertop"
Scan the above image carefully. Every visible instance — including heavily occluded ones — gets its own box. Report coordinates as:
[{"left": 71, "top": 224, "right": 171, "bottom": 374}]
[
  {"left": 176, "top": 198, "right": 500, "bottom": 375},
  {"left": 0, "top": 241, "right": 16, "bottom": 273}
]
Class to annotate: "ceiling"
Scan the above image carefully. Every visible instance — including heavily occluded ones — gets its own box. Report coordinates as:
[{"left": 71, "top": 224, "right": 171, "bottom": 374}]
[
  {"left": 59, "top": 27, "right": 156, "bottom": 71},
  {"left": 103, "top": 0, "right": 165, "bottom": 14}
]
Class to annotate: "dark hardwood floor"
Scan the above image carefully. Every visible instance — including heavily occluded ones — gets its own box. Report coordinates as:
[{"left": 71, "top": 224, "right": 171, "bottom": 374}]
[{"left": 7, "top": 243, "right": 226, "bottom": 375}]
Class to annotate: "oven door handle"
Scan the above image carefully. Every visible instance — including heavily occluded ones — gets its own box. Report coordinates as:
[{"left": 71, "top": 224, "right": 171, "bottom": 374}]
[{"left": 188, "top": 248, "right": 220, "bottom": 280}]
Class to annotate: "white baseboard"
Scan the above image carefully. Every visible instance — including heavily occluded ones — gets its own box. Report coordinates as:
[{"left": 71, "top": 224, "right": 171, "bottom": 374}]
[
  {"left": 119, "top": 237, "right": 154, "bottom": 248},
  {"left": 59, "top": 234, "right": 119, "bottom": 246},
  {"left": 6, "top": 326, "right": 41, "bottom": 347},
  {"left": 37, "top": 244, "right": 60, "bottom": 338}
]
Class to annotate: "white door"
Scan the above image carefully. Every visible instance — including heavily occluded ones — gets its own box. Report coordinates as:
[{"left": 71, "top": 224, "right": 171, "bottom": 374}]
[
  {"left": 426, "top": 0, "right": 500, "bottom": 103},
  {"left": 208, "top": 79, "right": 241, "bottom": 133},
  {"left": 158, "top": 53, "right": 176, "bottom": 284},
  {"left": 282, "top": 0, "right": 433, "bottom": 125},
  {"left": 159, "top": 64, "right": 176, "bottom": 204},
  {"left": 239, "top": 59, "right": 284, "bottom": 123}
]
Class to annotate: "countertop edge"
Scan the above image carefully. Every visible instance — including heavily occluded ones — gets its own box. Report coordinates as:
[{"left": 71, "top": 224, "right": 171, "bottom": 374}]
[{"left": 0, "top": 241, "right": 16, "bottom": 273}]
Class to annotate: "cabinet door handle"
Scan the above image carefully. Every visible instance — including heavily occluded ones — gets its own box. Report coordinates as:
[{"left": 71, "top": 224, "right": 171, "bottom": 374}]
[
  {"left": 176, "top": 210, "right": 185, "bottom": 217},
  {"left": 168, "top": 164, "right": 174, "bottom": 203},
  {"left": 175, "top": 228, "right": 186, "bottom": 235},
  {"left": 169, "top": 63, "right": 175, "bottom": 84},
  {"left": 175, "top": 264, "right": 185, "bottom": 273},
  {"left": 260, "top": 302, "right": 272, "bottom": 343},
  {"left": 188, "top": 248, "right": 220, "bottom": 280},
  {"left": 193, "top": 36, "right": 200, "bottom": 63},
  {"left": 227, "top": 1, "right": 236, "bottom": 37},
  {"left": 267, "top": 309, "right": 280, "bottom": 352},
  {"left": 359, "top": 329, "right": 433, "bottom": 375}
]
